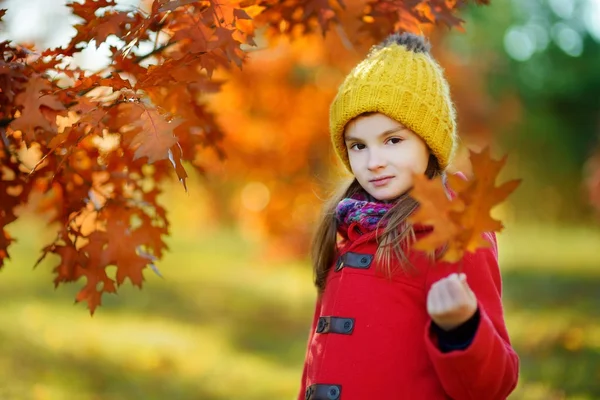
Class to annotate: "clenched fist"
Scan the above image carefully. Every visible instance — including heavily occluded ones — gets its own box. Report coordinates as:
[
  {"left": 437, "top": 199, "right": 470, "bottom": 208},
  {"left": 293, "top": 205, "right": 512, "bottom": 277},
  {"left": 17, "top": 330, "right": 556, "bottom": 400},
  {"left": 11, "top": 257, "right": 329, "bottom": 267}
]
[{"left": 427, "top": 273, "right": 478, "bottom": 331}]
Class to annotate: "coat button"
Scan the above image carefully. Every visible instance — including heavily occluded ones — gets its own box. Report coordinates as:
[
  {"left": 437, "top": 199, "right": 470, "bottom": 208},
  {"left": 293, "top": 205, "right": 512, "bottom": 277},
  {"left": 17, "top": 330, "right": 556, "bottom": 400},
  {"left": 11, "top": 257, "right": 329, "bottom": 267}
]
[
  {"left": 305, "top": 385, "right": 314, "bottom": 400},
  {"left": 327, "top": 385, "right": 340, "bottom": 399},
  {"left": 343, "top": 319, "right": 353, "bottom": 332},
  {"left": 360, "top": 256, "right": 368, "bottom": 264},
  {"left": 317, "top": 319, "right": 325, "bottom": 333}
]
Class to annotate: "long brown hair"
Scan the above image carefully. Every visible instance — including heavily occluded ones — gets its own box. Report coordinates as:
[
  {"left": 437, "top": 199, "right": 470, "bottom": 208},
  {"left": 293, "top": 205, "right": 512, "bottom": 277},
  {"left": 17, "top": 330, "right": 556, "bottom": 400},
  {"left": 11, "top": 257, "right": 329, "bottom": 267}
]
[{"left": 311, "top": 154, "right": 443, "bottom": 293}]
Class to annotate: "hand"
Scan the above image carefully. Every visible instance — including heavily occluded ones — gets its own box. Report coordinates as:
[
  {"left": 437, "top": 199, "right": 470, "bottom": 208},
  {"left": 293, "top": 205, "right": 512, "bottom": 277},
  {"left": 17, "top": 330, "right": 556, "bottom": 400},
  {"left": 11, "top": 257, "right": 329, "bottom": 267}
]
[{"left": 427, "top": 273, "right": 478, "bottom": 331}]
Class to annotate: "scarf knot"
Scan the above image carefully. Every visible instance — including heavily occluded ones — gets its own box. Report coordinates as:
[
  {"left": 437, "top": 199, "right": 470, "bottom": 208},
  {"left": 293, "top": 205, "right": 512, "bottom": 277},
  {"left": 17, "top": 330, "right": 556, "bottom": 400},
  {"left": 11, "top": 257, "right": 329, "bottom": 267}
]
[{"left": 335, "top": 193, "right": 394, "bottom": 238}]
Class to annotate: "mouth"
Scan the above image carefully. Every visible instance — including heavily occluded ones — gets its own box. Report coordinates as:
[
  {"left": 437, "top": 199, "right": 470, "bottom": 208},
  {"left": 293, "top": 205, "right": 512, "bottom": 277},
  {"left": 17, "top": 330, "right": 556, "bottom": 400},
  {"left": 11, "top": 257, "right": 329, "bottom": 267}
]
[{"left": 370, "top": 176, "right": 394, "bottom": 186}]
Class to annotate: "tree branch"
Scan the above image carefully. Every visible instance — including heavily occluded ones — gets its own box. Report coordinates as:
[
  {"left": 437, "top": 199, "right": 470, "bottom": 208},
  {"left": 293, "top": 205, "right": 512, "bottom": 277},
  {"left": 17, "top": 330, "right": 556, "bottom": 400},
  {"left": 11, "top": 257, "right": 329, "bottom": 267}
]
[{"left": 134, "top": 42, "right": 178, "bottom": 64}]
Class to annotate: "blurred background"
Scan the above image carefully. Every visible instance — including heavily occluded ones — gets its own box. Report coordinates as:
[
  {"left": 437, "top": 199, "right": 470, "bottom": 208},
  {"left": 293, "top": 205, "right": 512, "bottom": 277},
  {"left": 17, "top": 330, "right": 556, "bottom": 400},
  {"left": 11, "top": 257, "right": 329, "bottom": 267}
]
[{"left": 1, "top": 0, "right": 600, "bottom": 399}]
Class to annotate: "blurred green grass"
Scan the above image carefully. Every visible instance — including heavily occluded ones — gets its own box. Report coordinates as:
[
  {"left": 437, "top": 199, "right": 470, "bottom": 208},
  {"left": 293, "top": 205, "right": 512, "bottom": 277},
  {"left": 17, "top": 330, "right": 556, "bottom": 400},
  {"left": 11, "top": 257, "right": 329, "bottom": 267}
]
[{"left": 1, "top": 214, "right": 600, "bottom": 399}]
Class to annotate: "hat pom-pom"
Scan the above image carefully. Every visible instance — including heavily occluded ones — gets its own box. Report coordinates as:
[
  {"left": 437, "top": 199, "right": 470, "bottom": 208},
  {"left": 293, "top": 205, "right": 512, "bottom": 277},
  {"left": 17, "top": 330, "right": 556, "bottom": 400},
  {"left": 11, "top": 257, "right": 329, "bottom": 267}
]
[{"left": 380, "top": 32, "right": 431, "bottom": 54}]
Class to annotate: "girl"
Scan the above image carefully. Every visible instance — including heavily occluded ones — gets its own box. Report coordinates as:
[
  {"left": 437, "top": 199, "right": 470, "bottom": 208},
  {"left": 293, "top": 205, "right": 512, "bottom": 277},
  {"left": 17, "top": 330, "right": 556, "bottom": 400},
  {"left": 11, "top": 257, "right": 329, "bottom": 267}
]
[{"left": 298, "top": 32, "right": 519, "bottom": 400}]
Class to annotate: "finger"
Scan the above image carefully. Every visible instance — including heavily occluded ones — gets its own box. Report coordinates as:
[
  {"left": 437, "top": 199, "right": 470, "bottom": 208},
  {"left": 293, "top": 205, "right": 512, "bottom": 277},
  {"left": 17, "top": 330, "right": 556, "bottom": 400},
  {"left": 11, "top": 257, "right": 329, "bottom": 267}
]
[
  {"left": 457, "top": 273, "right": 476, "bottom": 300},
  {"left": 428, "top": 281, "right": 444, "bottom": 316},
  {"left": 455, "top": 276, "right": 478, "bottom": 311},
  {"left": 438, "top": 273, "right": 457, "bottom": 299},
  {"left": 437, "top": 278, "right": 456, "bottom": 313},
  {"left": 427, "top": 281, "right": 439, "bottom": 315},
  {"left": 448, "top": 272, "right": 459, "bottom": 281},
  {"left": 446, "top": 276, "right": 469, "bottom": 306}
]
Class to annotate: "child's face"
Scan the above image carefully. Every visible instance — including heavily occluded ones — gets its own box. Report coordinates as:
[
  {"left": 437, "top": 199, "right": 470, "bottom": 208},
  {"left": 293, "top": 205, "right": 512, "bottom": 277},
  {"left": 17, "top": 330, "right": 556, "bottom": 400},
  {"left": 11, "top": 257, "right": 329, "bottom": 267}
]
[{"left": 344, "top": 113, "right": 430, "bottom": 201}]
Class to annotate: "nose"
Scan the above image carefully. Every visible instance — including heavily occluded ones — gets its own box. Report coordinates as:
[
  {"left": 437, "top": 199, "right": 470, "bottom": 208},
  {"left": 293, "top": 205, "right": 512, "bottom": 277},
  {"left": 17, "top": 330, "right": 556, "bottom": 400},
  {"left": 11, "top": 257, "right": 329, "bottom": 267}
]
[{"left": 367, "top": 148, "right": 386, "bottom": 171}]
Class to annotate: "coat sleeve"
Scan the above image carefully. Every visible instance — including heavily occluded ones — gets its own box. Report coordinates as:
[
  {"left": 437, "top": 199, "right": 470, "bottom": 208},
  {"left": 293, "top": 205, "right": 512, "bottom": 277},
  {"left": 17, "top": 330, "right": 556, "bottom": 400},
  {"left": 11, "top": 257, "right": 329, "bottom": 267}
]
[
  {"left": 424, "top": 232, "right": 519, "bottom": 400},
  {"left": 297, "top": 294, "right": 322, "bottom": 400}
]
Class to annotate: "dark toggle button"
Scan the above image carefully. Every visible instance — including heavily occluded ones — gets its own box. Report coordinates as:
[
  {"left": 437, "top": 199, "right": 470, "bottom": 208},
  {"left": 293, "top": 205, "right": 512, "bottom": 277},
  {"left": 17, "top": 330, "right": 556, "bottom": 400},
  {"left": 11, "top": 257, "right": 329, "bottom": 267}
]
[
  {"left": 334, "top": 252, "right": 373, "bottom": 272},
  {"left": 315, "top": 316, "right": 355, "bottom": 334},
  {"left": 306, "top": 384, "right": 342, "bottom": 400},
  {"left": 316, "top": 317, "right": 328, "bottom": 333},
  {"left": 305, "top": 385, "right": 314, "bottom": 400},
  {"left": 342, "top": 319, "right": 353, "bottom": 333},
  {"left": 327, "top": 386, "right": 340, "bottom": 399}
]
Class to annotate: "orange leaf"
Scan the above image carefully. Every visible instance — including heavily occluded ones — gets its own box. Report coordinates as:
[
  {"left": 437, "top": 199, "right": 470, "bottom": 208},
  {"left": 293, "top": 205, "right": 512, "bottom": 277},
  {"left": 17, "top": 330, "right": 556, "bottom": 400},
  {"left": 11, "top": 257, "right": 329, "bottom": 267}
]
[
  {"left": 168, "top": 143, "right": 188, "bottom": 191},
  {"left": 158, "top": 0, "right": 201, "bottom": 12},
  {"left": 408, "top": 174, "right": 464, "bottom": 253},
  {"left": 410, "top": 147, "right": 520, "bottom": 263},
  {"left": 122, "top": 105, "right": 181, "bottom": 164},
  {"left": 449, "top": 147, "right": 521, "bottom": 254},
  {"left": 102, "top": 205, "right": 166, "bottom": 287},
  {"left": 93, "top": 12, "right": 131, "bottom": 44},
  {"left": 10, "top": 76, "right": 65, "bottom": 142},
  {"left": 0, "top": 0, "right": 493, "bottom": 315}
]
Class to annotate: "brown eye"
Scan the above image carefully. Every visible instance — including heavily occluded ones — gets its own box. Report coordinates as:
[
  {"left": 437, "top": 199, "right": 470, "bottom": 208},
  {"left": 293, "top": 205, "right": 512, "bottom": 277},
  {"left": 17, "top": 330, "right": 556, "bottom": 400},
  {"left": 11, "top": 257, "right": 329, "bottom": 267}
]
[{"left": 388, "top": 137, "right": 403, "bottom": 144}]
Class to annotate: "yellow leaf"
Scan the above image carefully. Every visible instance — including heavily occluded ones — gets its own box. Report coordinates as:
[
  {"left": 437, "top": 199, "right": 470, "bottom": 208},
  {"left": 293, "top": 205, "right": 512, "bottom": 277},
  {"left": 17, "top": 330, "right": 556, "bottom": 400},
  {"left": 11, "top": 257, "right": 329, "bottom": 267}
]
[
  {"left": 408, "top": 174, "right": 463, "bottom": 252},
  {"left": 410, "top": 147, "right": 521, "bottom": 263},
  {"left": 450, "top": 147, "right": 521, "bottom": 254}
]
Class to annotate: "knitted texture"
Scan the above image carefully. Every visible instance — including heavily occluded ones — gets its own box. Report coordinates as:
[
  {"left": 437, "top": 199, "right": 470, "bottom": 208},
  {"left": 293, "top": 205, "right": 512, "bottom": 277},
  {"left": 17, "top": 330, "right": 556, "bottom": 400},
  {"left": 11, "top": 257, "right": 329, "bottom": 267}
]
[
  {"left": 335, "top": 195, "right": 394, "bottom": 238},
  {"left": 330, "top": 40, "right": 457, "bottom": 172}
]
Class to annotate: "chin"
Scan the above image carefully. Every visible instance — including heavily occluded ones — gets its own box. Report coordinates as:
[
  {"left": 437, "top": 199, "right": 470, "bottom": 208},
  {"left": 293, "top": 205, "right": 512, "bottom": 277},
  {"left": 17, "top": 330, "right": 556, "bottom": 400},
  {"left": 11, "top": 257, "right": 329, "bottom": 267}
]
[
  {"left": 370, "top": 188, "right": 405, "bottom": 202},
  {"left": 370, "top": 188, "right": 408, "bottom": 201}
]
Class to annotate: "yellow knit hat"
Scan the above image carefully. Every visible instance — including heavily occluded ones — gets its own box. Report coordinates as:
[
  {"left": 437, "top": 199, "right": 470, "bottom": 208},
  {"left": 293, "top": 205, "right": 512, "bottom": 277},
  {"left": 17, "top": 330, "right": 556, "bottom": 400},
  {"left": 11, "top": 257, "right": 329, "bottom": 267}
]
[{"left": 330, "top": 33, "right": 457, "bottom": 172}]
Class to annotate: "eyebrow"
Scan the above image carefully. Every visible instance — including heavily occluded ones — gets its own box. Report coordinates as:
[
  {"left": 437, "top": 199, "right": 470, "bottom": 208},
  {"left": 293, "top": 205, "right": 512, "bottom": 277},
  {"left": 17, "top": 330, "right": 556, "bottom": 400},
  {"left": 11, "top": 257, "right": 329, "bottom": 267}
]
[{"left": 345, "top": 126, "right": 405, "bottom": 143}]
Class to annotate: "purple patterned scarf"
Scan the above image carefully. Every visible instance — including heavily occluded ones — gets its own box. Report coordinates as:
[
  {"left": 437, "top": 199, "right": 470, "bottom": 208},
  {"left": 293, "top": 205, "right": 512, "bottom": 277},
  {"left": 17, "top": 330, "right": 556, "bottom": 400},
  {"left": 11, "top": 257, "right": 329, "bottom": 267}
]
[
  {"left": 335, "top": 192, "right": 395, "bottom": 238},
  {"left": 335, "top": 174, "right": 456, "bottom": 239}
]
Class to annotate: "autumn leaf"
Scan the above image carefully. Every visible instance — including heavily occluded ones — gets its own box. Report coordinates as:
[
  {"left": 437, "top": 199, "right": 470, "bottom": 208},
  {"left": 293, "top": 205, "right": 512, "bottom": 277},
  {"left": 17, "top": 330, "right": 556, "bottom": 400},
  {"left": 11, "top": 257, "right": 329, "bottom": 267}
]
[
  {"left": 210, "top": 27, "right": 245, "bottom": 68},
  {"left": 448, "top": 147, "right": 521, "bottom": 254},
  {"left": 67, "top": 11, "right": 133, "bottom": 52},
  {"left": 76, "top": 231, "right": 118, "bottom": 314},
  {"left": 168, "top": 143, "right": 189, "bottom": 191},
  {"left": 171, "top": 12, "right": 214, "bottom": 54},
  {"left": 93, "top": 12, "right": 132, "bottom": 44},
  {"left": 408, "top": 174, "right": 464, "bottom": 260},
  {"left": 0, "top": 157, "right": 32, "bottom": 269},
  {"left": 50, "top": 243, "right": 87, "bottom": 286},
  {"left": 428, "top": 0, "right": 464, "bottom": 28},
  {"left": 410, "top": 147, "right": 521, "bottom": 262},
  {"left": 10, "top": 76, "right": 65, "bottom": 142},
  {"left": 359, "top": 0, "right": 471, "bottom": 41},
  {"left": 63, "top": 1, "right": 120, "bottom": 53},
  {"left": 254, "top": 0, "right": 343, "bottom": 36},
  {"left": 99, "top": 72, "right": 133, "bottom": 90},
  {"left": 71, "top": 97, "right": 109, "bottom": 133},
  {"left": 234, "top": 8, "right": 252, "bottom": 20},
  {"left": 158, "top": 0, "right": 202, "bottom": 13},
  {"left": 0, "top": 0, "right": 496, "bottom": 314},
  {"left": 69, "top": 0, "right": 115, "bottom": 23},
  {"left": 120, "top": 105, "right": 181, "bottom": 164},
  {"left": 105, "top": 222, "right": 148, "bottom": 287}
]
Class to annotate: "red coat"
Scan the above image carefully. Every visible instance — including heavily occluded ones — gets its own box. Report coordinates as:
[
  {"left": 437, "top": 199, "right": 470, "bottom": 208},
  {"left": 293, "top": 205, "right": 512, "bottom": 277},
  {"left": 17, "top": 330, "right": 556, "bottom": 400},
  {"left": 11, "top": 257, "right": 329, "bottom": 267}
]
[{"left": 298, "top": 222, "right": 519, "bottom": 400}]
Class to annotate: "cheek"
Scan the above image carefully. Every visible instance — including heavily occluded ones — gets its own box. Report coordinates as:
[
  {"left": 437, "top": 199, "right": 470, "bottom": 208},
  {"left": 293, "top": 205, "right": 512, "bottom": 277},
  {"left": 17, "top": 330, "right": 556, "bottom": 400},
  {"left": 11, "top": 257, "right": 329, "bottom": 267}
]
[
  {"left": 347, "top": 154, "right": 358, "bottom": 172},
  {"left": 347, "top": 148, "right": 358, "bottom": 164},
  {"left": 395, "top": 156, "right": 426, "bottom": 174},
  {"left": 348, "top": 151, "right": 368, "bottom": 169},
  {"left": 418, "top": 153, "right": 430, "bottom": 173},
  {"left": 410, "top": 147, "right": 430, "bottom": 173}
]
